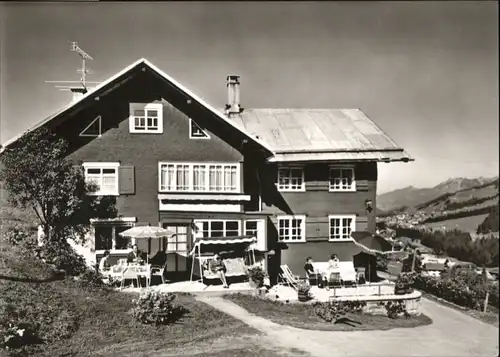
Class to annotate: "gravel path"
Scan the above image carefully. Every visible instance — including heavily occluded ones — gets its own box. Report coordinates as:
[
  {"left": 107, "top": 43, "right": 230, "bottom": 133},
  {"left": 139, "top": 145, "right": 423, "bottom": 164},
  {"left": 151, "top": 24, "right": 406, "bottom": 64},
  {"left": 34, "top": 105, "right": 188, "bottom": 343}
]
[{"left": 196, "top": 295, "right": 499, "bottom": 357}]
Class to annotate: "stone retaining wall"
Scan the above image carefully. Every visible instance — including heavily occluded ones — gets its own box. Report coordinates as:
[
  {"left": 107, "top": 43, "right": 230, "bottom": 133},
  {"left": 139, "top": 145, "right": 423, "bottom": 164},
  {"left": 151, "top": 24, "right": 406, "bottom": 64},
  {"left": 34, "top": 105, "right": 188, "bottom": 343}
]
[{"left": 332, "top": 290, "right": 422, "bottom": 316}]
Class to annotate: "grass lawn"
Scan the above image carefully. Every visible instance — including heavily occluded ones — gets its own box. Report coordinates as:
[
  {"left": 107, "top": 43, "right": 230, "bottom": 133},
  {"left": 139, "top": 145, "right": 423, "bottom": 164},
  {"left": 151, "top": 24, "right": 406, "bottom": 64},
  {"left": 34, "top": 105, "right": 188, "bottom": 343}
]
[
  {"left": 225, "top": 293, "right": 433, "bottom": 332},
  {"left": 0, "top": 237, "right": 306, "bottom": 357}
]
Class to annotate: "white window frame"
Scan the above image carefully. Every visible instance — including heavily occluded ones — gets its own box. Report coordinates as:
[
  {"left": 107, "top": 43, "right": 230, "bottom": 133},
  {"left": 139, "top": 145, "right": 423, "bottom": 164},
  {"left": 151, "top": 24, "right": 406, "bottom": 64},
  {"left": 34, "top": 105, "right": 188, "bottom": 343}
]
[
  {"left": 189, "top": 118, "right": 210, "bottom": 139},
  {"left": 328, "top": 214, "right": 356, "bottom": 242},
  {"left": 129, "top": 102, "right": 163, "bottom": 133},
  {"left": 277, "top": 166, "right": 305, "bottom": 192},
  {"left": 244, "top": 220, "right": 259, "bottom": 237},
  {"left": 158, "top": 162, "right": 241, "bottom": 193},
  {"left": 329, "top": 166, "right": 356, "bottom": 192},
  {"left": 277, "top": 215, "right": 306, "bottom": 243},
  {"left": 82, "top": 162, "right": 120, "bottom": 196},
  {"left": 242, "top": 218, "right": 267, "bottom": 251},
  {"left": 193, "top": 219, "right": 242, "bottom": 238},
  {"left": 92, "top": 217, "right": 136, "bottom": 254}
]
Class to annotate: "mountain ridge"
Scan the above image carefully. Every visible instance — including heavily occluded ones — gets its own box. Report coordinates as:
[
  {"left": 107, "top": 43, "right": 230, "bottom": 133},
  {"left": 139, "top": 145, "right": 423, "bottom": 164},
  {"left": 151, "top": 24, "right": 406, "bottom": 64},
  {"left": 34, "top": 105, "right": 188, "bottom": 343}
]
[{"left": 377, "top": 176, "right": 499, "bottom": 212}]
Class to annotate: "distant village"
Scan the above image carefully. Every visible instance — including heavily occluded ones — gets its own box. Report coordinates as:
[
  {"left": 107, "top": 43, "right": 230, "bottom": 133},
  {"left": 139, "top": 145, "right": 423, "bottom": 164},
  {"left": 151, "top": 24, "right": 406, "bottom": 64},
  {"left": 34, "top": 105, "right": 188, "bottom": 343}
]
[{"left": 378, "top": 211, "right": 499, "bottom": 239}]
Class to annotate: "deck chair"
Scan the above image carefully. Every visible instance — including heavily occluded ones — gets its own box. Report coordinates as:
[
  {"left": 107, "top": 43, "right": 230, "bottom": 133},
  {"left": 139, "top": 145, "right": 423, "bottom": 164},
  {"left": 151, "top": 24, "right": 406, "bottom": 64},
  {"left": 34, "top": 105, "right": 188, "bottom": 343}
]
[{"left": 279, "top": 265, "right": 303, "bottom": 290}]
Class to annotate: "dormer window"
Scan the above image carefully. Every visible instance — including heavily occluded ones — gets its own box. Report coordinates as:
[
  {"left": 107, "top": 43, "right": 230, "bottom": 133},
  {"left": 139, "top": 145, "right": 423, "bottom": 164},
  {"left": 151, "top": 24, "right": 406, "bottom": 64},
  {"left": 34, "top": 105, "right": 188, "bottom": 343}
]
[
  {"left": 189, "top": 119, "right": 209, "bottom": 139},
  {"left": 129, "top": 103, "right": 163, "bottom": 133}
]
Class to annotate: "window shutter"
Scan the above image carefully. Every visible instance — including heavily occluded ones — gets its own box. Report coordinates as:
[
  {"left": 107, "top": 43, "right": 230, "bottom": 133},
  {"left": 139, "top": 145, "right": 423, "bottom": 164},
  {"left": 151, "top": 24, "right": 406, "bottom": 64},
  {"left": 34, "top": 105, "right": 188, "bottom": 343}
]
[
  {"left": 256, "top": 219, "right": 266, "bottom": 251},
  {"left": 136, "top": 222, "right": 150, "bottom": 226},
  {"left": 356, "top": 216, "right": 368, "bottom": 232},
  {"left": 355, "top": 180, "right": 368, "bottom": 191},
  {"left": 119, "top": 166, "right": 135, "bottom": 195}
]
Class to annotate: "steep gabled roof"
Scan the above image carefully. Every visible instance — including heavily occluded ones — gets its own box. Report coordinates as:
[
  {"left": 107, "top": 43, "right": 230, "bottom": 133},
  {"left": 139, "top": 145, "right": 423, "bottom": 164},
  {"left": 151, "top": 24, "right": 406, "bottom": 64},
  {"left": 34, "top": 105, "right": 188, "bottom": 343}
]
[
  {"left": 1, "top": 58, "right": 274, "bottom": 154},
  {"left": 2, "top": 59, "right": 412, "bottom": 163},
  {"left": 231, "top": 109, "right": 413, "bottom": 162}
]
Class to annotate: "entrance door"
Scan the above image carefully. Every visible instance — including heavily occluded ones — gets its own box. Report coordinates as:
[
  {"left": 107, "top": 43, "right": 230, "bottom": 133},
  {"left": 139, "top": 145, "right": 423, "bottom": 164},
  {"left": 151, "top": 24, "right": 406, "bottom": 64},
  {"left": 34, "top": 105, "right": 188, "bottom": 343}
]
[{"left": 162, "top": 223, "right": 189, "bottom": 275}]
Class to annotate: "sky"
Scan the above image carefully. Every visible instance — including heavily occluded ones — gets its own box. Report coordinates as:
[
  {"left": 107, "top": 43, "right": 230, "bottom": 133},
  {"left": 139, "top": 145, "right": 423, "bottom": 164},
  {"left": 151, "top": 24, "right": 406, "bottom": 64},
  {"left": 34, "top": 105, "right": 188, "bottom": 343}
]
[{"left": 0, "top": 1, "right": 498, "bottom": 194}]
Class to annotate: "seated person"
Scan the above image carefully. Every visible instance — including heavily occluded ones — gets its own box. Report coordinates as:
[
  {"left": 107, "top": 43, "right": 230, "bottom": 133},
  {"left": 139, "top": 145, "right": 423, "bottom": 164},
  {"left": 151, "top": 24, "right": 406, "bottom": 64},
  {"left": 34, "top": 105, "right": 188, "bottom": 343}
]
[
  {"left": 323, "top": 254, "right": 341, "bottom": 285},
  {"left": 126, "top": 244, "right": 146, "bottom": 265},
  {"left": 99, "top": 250, "right": 111, "bottom": 273},
  {"left": 328, "top": 254, "right": 340, "bottom": 269},
  {"left": 210, "top": 253, "right": 229, "bottom": 289},
  {"left": 304, "top": 257, "right": 320, "bottom": 285}
]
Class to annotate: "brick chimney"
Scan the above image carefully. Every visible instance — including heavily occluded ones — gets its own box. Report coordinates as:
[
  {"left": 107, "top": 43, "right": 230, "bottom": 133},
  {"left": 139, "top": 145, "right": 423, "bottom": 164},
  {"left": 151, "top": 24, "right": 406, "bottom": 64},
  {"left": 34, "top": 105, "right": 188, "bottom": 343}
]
[{"left": 225, "top": 75, "right": 241, "bottom": 115}]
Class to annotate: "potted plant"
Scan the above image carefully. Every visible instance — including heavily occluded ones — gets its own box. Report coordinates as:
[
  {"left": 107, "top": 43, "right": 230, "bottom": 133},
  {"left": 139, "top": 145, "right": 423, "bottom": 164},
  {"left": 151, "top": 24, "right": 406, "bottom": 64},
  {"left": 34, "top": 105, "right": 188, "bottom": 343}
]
[
  {"left": 395, "top": 273, "right": 415, "bottom": 295},
  {"left": 297, "top": 281, "right": 311, "bottom": 302},
  {"left": 247, "top": 266, "right": 265, "bottom": 289}
]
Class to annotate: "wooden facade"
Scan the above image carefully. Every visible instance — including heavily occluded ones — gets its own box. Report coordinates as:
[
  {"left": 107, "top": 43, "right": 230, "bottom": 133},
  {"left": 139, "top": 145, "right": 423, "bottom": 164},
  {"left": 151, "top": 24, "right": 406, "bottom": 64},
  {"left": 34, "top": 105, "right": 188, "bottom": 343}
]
[
  {"left": 242, "top": 160, "right": 378, "bottom": 276},
  {"left": 3, "top": 59, "right": 409, "bottom": 281}
]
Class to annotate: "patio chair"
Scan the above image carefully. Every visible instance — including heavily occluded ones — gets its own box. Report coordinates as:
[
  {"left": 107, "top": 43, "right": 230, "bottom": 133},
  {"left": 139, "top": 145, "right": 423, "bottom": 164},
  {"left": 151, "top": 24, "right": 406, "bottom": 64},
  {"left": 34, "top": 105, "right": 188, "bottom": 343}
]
[
  {"left": 136, "top": 265, "right": 152, "bottom": 288},
  {"left": 356, "top": 267, "right": 366, "bottom": 284},
  {"left": 325, "top": 272, "right": 343, "bottom": 290},
  {"left": 119, "top": 267, "right": 141, "bottom": 290},
  {"left": 151, "top": 262, "right": 167, "bottom": 284},
  {"left": 279, "top": 265, "right": 303, "bottom": 290}
]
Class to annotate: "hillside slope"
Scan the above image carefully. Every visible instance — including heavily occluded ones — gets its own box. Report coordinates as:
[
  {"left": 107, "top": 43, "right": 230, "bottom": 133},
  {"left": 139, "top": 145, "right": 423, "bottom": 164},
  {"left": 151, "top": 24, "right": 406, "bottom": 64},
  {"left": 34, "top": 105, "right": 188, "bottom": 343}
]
[
  {"left": 379, "top": 177, "right": 499, "bottom": 233},
  {"left": 378, "top": 176, "right": 498, "bottom": 212}
]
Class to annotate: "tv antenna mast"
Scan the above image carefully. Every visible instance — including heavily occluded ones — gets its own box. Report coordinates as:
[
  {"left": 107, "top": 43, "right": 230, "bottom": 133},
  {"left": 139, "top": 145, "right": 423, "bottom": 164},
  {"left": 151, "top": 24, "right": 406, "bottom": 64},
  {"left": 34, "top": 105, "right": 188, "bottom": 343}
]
[{"left": 45, "top": 41, "right": 101, "bottom": 101}]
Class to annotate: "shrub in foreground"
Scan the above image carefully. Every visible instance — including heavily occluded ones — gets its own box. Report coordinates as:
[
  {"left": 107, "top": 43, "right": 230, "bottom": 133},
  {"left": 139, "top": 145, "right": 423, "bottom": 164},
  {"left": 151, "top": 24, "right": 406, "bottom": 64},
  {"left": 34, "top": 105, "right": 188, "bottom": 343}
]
[
  {"left": 247, "top": 266, "right": 265, "bottom": 288},
  {"left": 76, "top": 268, "right": 108, "bottom": 290},
  {"left": 313, "top": 301, "right": 366, "bottom": 323},
  {"left": 385, "top": 300, "right": 410, "bottom": 319},
  {"left": 410, "top": 271, "right": 499, "bottom": 310},
  {"left": 38, "top": 241, "right": 87, "bottom": 276},
  {"left": 394, "top": 273, "right": 415, "bottom": 295},
  {"left": 133, "top": 291, "right": 188, "bottom": 326}
]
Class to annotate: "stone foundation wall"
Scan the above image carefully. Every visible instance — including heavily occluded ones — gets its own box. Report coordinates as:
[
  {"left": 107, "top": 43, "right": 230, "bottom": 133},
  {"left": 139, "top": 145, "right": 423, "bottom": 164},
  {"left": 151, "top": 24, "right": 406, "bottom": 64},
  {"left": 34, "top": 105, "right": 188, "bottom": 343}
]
[{"left": 363, "top": 298, "right": 421, "bottom": 316}]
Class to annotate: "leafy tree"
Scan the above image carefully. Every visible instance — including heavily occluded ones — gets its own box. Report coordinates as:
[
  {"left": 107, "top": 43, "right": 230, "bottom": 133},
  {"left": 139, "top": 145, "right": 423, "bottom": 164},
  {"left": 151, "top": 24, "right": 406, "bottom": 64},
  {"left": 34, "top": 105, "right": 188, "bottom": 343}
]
[
  {"left": 393, "top": 226, "right": 498, "bottom": 268},
  {"left": 477, "top": 205, "right": 499, "bottom": 234},
  {"left": 0, "top": 127, "right": 117, "bottom": 247}
]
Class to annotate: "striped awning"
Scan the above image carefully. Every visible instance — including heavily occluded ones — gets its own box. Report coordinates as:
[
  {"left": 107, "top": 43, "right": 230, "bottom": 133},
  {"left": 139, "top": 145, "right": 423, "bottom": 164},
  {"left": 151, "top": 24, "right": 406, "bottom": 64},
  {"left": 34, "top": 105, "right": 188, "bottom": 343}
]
[{"left": 189, "top": 235, "right": 257, "bottom": 255}]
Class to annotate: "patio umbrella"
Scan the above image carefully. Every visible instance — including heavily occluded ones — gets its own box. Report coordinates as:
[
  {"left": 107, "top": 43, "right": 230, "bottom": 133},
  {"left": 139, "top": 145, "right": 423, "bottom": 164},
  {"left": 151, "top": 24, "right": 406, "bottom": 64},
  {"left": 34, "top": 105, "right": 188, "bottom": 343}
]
[
  {"left": 119, "top": 226, "right": 176, "bottom": 263},
  {"left": 351, "top": 231, "right": 393, "bottom": 283},
  {"left": 351, "top": 231, "right": 393, "bottom": 253}
]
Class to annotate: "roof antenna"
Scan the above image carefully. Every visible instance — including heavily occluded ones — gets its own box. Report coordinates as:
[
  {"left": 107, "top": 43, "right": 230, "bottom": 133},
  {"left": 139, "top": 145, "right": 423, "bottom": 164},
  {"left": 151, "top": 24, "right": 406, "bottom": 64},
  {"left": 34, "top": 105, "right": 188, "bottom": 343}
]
[{"left": 45, "top": 41, "right": 101, "bottom": 102}]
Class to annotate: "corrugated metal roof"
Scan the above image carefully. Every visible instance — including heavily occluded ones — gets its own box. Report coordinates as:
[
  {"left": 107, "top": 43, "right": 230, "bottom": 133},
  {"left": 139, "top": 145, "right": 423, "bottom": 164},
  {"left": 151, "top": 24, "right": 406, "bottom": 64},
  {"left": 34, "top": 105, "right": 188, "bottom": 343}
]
[{"left": 230, "top": 109, "right": 412, "bottom": 162}]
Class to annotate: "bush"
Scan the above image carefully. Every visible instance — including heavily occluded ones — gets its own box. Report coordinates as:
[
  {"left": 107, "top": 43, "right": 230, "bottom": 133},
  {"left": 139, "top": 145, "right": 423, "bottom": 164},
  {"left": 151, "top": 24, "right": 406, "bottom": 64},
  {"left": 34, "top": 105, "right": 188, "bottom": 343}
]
[
  {"left": 385, "top": 300, "right": 410, "bottom": 319},
  {"left": 0, "top": 304, "right": 43, "bottom": 354},
  {"left": 76, "top": 268, "right": 108, "bottom": 290},
  {"left": 38, "top": 241, "right": 87, "bottom": 276},
  {"left": 132, "top": 291, "right": 187, "bottom": 326},
  {"left": 313, "top": 301, "right": 367, "bottom": 323},
  {"left": 411, "top": 271, "right": 498, "bottom": 311},
  {"left": 394, "top": 273, "right": 415, "bottom": 295},
  {"left": 2, "top": 225, "right": 38, "bottom": 255},
  {"left": 247, "top": 266, "right": 265, "bottom": 288}
]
